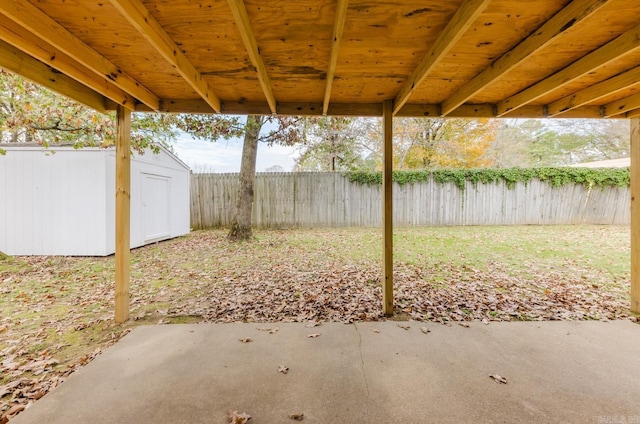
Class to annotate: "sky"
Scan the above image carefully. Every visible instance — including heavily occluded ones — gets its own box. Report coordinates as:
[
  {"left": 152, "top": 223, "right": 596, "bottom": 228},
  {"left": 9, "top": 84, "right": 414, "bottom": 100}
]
[{"left": 171, "top": 134, "right": 299, "bottom": 173}]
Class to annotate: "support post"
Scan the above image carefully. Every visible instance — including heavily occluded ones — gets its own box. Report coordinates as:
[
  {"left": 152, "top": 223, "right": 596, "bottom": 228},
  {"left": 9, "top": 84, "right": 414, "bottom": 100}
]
[
  {"left": 631, "top": 117, "right": 640, "bottom": 314},
  {"left": 382, "top": 99, "right": 394, "bottom": 316},
  {"left": 115, "top": 105, "right": 131, "bottom": 323}
]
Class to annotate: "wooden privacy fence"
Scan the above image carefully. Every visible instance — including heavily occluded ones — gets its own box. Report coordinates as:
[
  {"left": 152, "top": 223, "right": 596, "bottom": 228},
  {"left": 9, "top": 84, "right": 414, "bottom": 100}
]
[{"left": 190, "top": 172, "right": 630, "bottom": 229}]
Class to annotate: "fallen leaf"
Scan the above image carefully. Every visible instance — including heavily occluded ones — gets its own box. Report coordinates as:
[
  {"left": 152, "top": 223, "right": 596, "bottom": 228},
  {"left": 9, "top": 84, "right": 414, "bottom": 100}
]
[
  {"left": 269, "top": 327, "right": 280, "bottom": 334},
  {"left": 288, "top": 413, "right": 304, "bottom": 421},
  {"left": 458, "top": 322, "right": 470, "bottom": 328},
  {"left": 397, "top": 324, "right": 410, "bottom": 331},
  {"left": 278, "top": 365, "right": 289, "bottom": 374},
  {"left": 420, "top": 327, "right": 430, "bottom": 334},
  {"left": 304, "top": 321, "right": 320, "bottom": 328},
  {"left": 1, "top": 403, "right": 26, "bottom": 420},
  {"left": 489, "top": 374, "right": 508, "bottom": 384},
  {"left": 306, "top": 333, "right": 320, "bottom": 338},
  {"left": 238, "top": 338, "right": 253, "bottom": 343},
  {"left": 372, "top": 329, "right": 380, "bottom": 333},
  {"left": 481, "top": 318, "right": 489, "bottom": 325},
  {"left": 229, "top": 410, "right": 251, "bottom": 424}
]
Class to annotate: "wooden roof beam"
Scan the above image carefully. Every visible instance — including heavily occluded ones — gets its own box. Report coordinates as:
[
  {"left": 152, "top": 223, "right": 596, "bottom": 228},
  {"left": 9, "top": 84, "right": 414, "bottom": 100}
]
[
  {"left": 627, "top": 108, "right": 640, "bottom": 119},
  {"left": 548, "top": 66, "right": 640, "bottom": 116},
  {"left": 0, "top": 40, "right": 108, "bottom": 113},
  {"left": 109, "top": 0, "right": 221, "bottom": 113},
  {"left": 393, "top": 0, "right": 491, "bottom": 115},
  {"left": 440, "top": 0, "right": 609, "bottom": 116},
  {"left": 227, "top": 0, "right": 277, "bottom": 114},
  {"left": 603, "top": 92, "right": 640, "bottom": 117},
  {"left": 147, "top": 99, "right": 602, "bottom": 118},
  {"left": 322, "top": 0, "right": 348, "bottom": 116},
  {"left": 497, "top": 23, "right": 640, "bottom": 116},
  {"left": 0, "top": 17, "right": 136, "bottom": 110},
  {"left": 0, "top": 0, "right": 159, "bottom": 110}
]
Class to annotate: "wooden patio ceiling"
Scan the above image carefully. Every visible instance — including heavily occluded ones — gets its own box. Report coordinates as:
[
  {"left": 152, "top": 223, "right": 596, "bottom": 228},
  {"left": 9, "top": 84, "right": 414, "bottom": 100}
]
[{"left": 1, "top": 0, "right": 640, "bottom": 119}]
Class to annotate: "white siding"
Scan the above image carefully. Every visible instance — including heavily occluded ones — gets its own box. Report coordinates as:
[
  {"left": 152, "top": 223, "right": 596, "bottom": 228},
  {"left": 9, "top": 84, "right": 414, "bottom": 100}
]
[
  {"left": 0, "top": 148, "right": 108, "bottom": 255},
  {"left": 0, "top": 145, "right": 189, "bottom": 256}
]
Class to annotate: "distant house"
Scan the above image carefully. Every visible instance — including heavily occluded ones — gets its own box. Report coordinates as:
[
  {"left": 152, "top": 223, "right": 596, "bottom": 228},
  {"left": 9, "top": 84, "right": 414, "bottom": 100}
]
[
  {"left": 0, "top": 143, "right": 190, "bottom": 256},
  {"left": 571, "top": 158, "right": 630, "bottom": 168}
]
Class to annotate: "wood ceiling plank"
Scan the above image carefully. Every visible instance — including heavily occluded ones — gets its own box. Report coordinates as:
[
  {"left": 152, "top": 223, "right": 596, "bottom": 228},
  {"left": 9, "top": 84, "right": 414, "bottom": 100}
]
[
  {"left": 227, "top": 0, "right": 277, "bottom": 114},
  {"left": 0, "top": 17, "right": 136, "bottom": 110},
  {"left": 627, "top": 108, "right": 640, "bottom": 118},
  {"left": 548, "top": 66, "right": 640, "bottom": 116},
  {"left": 440, "top": 0, "right": 609, "bottom": 116},
  {"left": 0, "top": 0, "right": 159, "bottom": 110},
  {"left": 497, "top": 22, "right": 640, "bottom": 116},
  {"left": 109, "top": 0, "right": 221, "bottom": 113},
  {"left": 322, "top": 0, "right": 348, "bottom": 115},
  {"left": 603, "top": 91, "right": 640, "bottom": 117},
  {"left": 0, "top": 40, "right": 107, "bottom": 113},
  {"left": 392, "top": 0, "right": 491, "bottom": 115}
]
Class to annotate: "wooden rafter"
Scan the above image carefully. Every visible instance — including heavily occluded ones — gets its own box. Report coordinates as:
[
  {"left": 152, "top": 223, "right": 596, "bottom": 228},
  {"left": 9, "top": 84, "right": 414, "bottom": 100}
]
[
  {"left": 109, "top": 0, "right": 221, "bottom": 113},
  {"left": 322, "top": 0, "right": 349, "bottom": 116},
  {"left": 0, "top": 40, "right": 107, "bottom": 113},
  {"left": 440, "top": 0, "right": 609, "bottom": 116},
  {"left": 548, "top": 66, "right": 640, "bottom": 116},
  {"left": 227, "top": 0, "right": 277, "bottom": 114},
  {"left": 603, "top": 92, "right": 640, "bottom": 117},
  {"left": 0, "top": 18, "right": 136, "bottom": 110},
  {"left": 393, "top": 0, "right": 491, "bottom": 115},
  {"left": 0, "top": 0, "right": 159, "bottom": 110},
  {"left": 628, "top": 109, "right": 640, "bottom": 119},
  {"left": 497, "top": 23, "right": 640, "bottom": 116}
]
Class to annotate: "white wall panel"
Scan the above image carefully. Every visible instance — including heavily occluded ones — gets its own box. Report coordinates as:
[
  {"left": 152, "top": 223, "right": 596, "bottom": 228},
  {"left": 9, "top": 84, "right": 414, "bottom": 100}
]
[{"left": 0, "top": 145, "right": 189, "bottom": 256}]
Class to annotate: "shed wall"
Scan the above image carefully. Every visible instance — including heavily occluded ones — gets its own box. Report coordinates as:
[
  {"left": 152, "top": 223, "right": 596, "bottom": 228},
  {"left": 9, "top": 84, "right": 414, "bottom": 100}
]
[
  {"left": 0, "top": 148, "right": 109, "bottom": 255},
  {"left": 0, "top": 145, "right": 190, "bottom": 256}
]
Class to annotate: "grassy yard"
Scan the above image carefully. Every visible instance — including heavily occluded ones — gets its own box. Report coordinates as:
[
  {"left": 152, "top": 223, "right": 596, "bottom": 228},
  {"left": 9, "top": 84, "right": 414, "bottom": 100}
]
[{"left": 0, "top": 225, "right": 633, "bottom": 420}]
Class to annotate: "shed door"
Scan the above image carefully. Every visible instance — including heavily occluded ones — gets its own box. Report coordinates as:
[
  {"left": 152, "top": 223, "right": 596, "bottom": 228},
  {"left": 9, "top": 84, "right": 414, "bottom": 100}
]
[{"left": 141, "top": 173, "right": 171, "bottom": 242}]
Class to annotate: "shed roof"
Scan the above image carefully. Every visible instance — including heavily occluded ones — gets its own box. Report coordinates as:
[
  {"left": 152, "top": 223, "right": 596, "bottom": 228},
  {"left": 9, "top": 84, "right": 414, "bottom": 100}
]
[
  {"left": 1, "top": 0, "right": 639, "bottom": 119},
  {"left": 0, "top": 142, "right": 191, "bottom": 170}
]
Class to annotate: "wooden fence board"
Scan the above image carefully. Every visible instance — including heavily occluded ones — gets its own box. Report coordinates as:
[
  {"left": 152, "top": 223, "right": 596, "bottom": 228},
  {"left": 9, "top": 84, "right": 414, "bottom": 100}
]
[{"left": 189, "top": 172, "right": 630, "bottom": 229}]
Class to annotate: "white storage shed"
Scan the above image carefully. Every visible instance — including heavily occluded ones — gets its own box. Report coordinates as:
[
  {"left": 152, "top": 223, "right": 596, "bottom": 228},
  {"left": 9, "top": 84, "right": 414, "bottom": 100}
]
[{"left": 0, "top": 143, "right": 190, "bottom": 256}]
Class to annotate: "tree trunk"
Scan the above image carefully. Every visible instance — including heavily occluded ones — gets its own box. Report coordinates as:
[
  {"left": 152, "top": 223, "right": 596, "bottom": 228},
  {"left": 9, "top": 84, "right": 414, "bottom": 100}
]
[{"left": 228, "top": 115, "right": 264, "bottom": 241}]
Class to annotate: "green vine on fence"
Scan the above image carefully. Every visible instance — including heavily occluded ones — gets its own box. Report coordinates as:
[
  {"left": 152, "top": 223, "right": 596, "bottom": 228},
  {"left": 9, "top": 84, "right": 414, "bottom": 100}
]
[{"left": 346, "top": 167, "right": 630, "bottom": 191}]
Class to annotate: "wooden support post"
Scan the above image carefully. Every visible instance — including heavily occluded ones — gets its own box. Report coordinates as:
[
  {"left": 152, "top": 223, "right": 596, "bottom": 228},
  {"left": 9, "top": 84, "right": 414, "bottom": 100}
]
[
  {"left": 115, "top": 105, "right": 131, "bottom": 323},
  {"left": 382, "top": 99, "right": 394, "bottom": 316},
  {"left": 631, "top": 117, "right": 640, "bottom": 314}
]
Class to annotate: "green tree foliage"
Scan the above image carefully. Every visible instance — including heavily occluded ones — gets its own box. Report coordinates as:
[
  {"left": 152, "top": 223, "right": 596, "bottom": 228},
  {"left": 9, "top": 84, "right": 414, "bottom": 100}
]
[
  {"left": 0, "top": 70, "right": 246, "bottom": 154},
  {"left": 294, "top": 117, "right": 379, "bottom": 171},
  {"left": 488, "top": 119, "right": 630, "bottom": 167},
  {"left": 294, "top": 117, "right": 499, "bottom": 172},
  {"left": 393, "top": 118, "right": 499, "bottom": 169}
]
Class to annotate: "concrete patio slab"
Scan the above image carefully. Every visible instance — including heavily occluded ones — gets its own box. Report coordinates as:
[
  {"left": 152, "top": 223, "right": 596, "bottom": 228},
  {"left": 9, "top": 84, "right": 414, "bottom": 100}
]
[{"left": 11, "top": 321, "right": 640, "bottom": 424}]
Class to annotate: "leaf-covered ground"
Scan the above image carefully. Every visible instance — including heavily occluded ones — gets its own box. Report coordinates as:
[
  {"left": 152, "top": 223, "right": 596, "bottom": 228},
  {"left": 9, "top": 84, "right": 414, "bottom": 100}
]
[{"left": 0, "top": 225, "right": 634, "bottom": 421}]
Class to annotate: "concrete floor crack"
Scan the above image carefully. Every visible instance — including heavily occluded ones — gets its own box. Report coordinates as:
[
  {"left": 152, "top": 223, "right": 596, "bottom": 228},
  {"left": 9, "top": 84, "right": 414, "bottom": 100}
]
[{"left": 353, "top": 323, "right": 371, "bottom": 406}]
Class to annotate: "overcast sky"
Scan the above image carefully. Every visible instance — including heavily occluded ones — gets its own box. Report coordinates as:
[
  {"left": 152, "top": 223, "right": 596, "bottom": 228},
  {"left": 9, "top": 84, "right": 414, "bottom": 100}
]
[{"left": 172, "top": 134, "right": 298, "bottom": 173}]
